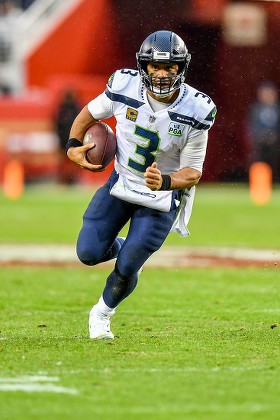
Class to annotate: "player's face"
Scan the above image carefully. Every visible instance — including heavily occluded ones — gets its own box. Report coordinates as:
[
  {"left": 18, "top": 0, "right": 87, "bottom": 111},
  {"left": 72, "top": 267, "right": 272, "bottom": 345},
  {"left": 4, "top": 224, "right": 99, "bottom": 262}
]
[
  {"left": 147, "top": 62, "right": 179, "bottom": 87},
  {"left": 146, "top": 62, "right": 179, "bottom": 101}
]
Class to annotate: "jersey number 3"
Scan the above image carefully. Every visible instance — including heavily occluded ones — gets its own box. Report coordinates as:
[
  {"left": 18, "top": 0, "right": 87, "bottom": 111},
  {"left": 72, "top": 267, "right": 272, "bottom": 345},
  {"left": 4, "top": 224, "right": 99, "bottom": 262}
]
[{"left": 128, "top": 125, "right": 160, "bottom": 173}]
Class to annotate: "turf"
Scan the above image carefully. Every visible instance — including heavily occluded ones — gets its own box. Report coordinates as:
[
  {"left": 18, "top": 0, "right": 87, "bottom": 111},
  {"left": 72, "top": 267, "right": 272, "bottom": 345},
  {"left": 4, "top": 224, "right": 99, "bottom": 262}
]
[
  {"left": 1, "top": 183, "right": 280, "bottom": 248},
  {"left": 1, "top": 183, "right": 280, "bottom": 418},
  {"left": 0, "top": 266, "right": 280, "bottom": 419}
]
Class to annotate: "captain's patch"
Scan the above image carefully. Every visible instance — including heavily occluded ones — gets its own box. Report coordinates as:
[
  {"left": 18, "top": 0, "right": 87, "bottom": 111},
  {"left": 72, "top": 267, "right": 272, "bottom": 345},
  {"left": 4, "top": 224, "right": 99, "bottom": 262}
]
[
  {"left": 126, "top": 107, "right": 138, "bottom": 122},
  {"left": 168, "top": 122, "right": 185, "bottom": 136}
]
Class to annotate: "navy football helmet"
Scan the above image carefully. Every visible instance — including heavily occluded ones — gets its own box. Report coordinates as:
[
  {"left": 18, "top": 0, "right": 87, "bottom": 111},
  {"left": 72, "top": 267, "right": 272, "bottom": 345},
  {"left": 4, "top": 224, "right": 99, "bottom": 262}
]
[{"left": 136, "top": 30, "right": 191, "bottom": 98}]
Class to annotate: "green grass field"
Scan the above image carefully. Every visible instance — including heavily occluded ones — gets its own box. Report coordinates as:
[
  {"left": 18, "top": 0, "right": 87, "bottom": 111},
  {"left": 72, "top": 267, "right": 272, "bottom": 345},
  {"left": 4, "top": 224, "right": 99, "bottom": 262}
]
[
  {"left": 1, "top": 183, "right": 280, "bottom": 248},
  {"left": 0, "top": 184, "right": 280, "bottom": 419}
]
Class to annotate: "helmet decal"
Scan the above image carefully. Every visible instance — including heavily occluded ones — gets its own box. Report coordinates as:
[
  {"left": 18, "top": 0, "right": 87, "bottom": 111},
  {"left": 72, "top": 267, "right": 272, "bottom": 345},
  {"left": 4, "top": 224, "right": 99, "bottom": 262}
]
[{"left": 152, "top": 51, "right": 171, "bottom": 60}]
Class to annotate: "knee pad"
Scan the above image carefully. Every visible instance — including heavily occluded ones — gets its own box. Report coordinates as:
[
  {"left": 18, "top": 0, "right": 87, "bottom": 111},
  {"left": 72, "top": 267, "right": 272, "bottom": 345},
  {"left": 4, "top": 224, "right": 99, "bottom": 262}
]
[{"left": 76, "top": 245, "right": 102, "bottom": 266}]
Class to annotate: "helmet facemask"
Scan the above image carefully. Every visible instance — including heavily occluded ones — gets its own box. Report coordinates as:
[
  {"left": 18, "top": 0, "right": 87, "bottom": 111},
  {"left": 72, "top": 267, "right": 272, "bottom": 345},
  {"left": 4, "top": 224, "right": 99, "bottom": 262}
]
[{"left": 138, "top": 61, "right": 187, "bottom": 98}]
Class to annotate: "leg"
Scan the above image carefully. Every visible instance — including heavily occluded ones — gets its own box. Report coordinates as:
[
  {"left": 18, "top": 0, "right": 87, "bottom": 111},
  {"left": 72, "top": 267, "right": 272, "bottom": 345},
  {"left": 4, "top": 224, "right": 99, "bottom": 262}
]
[
  {"left": 89, "top": 205, "right": 177, "bottom": 339},
  {"left": 102, "top": 205, "right": 177, "bottom": 308},
  {"left": 76, "top": 173, "right": 133, "bottom": 266}
]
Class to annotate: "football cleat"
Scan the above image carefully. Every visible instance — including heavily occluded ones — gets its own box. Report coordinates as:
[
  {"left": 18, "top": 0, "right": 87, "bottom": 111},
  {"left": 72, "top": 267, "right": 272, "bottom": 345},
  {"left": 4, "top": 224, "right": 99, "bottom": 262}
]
[{"left": 89, "top": 306, "right": 114, "bottom": 340}]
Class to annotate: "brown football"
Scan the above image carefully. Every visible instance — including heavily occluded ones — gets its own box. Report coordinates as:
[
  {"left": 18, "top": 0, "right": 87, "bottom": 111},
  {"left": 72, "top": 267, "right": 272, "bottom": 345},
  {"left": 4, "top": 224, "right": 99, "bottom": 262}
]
[{"left": 83, "top": 122, "right": 117, "bottom": 168}]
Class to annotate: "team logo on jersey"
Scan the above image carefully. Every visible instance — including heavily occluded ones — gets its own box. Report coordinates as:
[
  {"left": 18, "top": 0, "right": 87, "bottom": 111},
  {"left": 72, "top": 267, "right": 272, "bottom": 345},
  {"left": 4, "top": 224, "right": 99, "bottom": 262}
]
[
  {"left": 211, "top": 107, "right": 217, "bottom": 119},
  {"left": 168, "top": 122, "right": 185, "bottom": 136},
  {"left": 107, "top": 72, "right": 115, "bottom": 88},
  {"left": 126, "top": 108, "right": 138, "bottom": 122}
]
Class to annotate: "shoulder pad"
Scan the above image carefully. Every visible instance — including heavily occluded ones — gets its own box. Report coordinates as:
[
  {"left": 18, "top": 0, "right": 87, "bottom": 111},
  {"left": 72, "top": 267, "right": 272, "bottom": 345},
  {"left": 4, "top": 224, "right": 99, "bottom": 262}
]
[
  {"left": 189, "top": 86, "right": 217, "bottom": 129},
  {"left": 106, "top": 69, "right": 139, "bottom": 92},
  {"left": 107, "top": 72, "right": 116, "bottom": 88}
]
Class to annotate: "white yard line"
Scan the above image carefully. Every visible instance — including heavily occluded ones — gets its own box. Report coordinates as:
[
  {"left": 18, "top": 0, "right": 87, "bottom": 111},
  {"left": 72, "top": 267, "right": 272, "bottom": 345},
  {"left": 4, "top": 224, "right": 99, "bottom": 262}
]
[
  {"left": 0, "top": 244, "right": 279, "bottom": 266},
  {"left": 0, "top": 384, "right": 78, "bottom": 394},
  {"left": 0, "top": 375, "right": 78, "bottom": 394},
  {"left": 0, "top": 376, "right": 59, "bottom": 382}
]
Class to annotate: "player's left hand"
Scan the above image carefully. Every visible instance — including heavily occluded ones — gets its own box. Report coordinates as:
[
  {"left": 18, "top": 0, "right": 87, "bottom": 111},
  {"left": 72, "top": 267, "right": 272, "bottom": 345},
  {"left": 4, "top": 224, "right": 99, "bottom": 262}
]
[{"left": 145, "top": 162, "right": 163, "bottom": 191}]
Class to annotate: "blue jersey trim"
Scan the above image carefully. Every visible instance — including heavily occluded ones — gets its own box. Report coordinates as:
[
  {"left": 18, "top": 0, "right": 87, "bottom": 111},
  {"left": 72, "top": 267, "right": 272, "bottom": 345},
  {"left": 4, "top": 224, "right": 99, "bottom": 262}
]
[
  {"left": 105, "top": 88, "right": 145, "bottom": 109},
  {"left": 168, "top": 111, "right": 210, "bottom": 130},
  {"left": 205, "top": 106, "right": 217, "bottom": 122}
]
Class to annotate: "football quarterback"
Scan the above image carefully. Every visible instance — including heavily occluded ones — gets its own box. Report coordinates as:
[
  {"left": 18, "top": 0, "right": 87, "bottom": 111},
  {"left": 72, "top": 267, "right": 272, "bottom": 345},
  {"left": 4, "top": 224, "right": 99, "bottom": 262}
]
[{"left": 66, "top": 30, "right": 217, "bottom": 339}]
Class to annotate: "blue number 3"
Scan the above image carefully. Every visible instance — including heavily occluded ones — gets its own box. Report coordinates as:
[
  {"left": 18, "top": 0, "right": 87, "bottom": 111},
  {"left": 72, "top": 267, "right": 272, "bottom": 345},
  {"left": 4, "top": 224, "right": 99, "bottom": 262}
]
[{"left": 128, "top": 125, "right": 160, "bottom": 173}]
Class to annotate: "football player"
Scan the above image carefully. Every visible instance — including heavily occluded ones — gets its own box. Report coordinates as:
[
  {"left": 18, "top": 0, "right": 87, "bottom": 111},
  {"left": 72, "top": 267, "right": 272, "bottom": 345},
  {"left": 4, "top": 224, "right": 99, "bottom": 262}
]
[{"left": 66, "top": 30, "right": 217, "bottom": 339}]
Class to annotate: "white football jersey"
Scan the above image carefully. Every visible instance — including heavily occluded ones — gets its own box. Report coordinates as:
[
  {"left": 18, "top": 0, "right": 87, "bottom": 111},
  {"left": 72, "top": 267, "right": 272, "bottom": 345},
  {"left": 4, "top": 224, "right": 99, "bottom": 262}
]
[{"left": 88, "top": 69, "right": 216, "bottom": 185}]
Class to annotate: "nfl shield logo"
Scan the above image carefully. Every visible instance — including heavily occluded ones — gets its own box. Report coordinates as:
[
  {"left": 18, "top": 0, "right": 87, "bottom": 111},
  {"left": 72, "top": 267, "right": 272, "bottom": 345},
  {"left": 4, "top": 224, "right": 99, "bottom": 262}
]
[{"left": 149, "top": 115, "right": 156, "bottom": 124}]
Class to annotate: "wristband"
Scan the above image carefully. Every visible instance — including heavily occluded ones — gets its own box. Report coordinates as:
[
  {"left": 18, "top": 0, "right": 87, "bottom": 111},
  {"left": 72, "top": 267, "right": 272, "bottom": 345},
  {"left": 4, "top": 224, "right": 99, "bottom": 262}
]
[
  {"left": 65, "top": 137, "right": 82, "bottom": 154},
  {"left": 159, "top": 175, "right": 171, "bottom": 191}
]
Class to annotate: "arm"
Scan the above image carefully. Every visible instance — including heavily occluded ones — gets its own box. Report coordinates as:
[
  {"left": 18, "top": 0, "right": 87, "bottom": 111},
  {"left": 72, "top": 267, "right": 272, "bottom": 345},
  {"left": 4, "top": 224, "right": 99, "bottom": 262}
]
[
  {"left": 66, "top": 106, "right": 104, "bottom": 172},
  {"left": 145, "top": 163, "right": 201, "bottom": 191},
  {"left": 145, "top": 129, "right": 207, "bottom": 190}
]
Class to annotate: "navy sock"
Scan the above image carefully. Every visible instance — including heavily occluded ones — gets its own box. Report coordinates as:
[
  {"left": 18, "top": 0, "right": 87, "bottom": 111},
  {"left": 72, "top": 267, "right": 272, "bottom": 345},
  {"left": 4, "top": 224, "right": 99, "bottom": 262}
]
[{"left": 103, "top": 266, "right": 138, "bottom": 308}]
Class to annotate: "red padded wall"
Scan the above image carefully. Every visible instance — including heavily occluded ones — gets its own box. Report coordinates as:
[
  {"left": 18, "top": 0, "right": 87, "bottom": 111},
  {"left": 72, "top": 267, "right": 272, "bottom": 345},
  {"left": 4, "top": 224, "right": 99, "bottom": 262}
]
[{"left": 26, "top": 0, "right": 122, "bottom": 87}]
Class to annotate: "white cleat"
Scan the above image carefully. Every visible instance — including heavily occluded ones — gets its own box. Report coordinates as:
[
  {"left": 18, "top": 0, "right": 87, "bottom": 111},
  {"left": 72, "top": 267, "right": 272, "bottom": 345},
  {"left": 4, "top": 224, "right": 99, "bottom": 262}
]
[{"left": 89, "top": 306, "right": 114, "bottom": 340}]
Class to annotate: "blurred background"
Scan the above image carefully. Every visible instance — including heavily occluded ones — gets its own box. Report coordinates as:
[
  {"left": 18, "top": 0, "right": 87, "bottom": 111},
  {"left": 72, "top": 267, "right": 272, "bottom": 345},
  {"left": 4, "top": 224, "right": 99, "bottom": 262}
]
[{"left": 0, "top": 0, "right": 280, "bottom": 190}]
